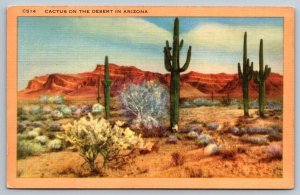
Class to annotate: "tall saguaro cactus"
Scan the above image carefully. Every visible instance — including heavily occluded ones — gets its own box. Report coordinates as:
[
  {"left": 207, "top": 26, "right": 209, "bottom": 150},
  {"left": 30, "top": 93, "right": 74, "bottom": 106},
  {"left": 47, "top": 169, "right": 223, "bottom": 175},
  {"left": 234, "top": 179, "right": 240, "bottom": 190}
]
[
  {"left": 164, "top": 17, "right": 192, "bottom": 132},
  {"left": 254, "top": 39, "right": 271, "bottom": 117},
  {"left": 238, "top": 32, "right": 253, "bottom": 117},
  {"left": 102, "top": 56, "right": 112, "bottom": 119},
  {"left": 96, "top": 74, "right": 101, "bottom": 103}
]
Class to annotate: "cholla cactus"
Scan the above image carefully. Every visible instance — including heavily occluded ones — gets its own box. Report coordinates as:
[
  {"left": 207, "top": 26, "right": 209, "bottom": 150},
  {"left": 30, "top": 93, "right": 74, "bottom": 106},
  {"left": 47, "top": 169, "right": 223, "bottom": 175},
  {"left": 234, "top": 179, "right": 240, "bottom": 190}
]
[
  {"left": 120, "top": 81, "right": 169, "bottom": 130},
  {"left": 62, "top": 114, "right": 143, "bottom": 173}
]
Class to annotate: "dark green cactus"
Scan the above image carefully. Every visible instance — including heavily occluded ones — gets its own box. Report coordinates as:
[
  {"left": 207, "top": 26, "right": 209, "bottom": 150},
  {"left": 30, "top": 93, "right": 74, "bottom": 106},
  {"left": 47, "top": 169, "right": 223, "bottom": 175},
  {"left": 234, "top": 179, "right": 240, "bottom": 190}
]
[
  {"left": 102, "top": 56, "right": 112, "bottom": 119},
  {"left": 238, "top": 32, "right": 253, "bottom": 117},
  {"left": 96, "top": 74, "right": 101, "bottom": 103},
  {"left": 253, "top": 39, "right": 271, "bottom": 117},
  {"left": 164, "top": 17, "right": 192, "bottom": 132}
]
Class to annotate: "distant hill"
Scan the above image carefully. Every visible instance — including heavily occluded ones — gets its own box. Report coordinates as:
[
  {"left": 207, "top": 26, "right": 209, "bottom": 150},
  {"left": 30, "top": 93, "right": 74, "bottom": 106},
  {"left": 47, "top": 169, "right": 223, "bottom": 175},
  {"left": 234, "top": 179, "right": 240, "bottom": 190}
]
[{"left": 18, "top": 64, "right": 283, "bottom": 99}]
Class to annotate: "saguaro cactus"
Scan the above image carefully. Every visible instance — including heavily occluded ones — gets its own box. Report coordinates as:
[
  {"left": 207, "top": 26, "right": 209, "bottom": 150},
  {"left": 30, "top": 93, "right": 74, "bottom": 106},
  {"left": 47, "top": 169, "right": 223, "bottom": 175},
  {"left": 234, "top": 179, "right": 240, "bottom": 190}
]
[
  {"left": 102, "top": 56, "right": 112, "bottom": 119},
  {"left": 254, "top": 39, "right": 271, "bottom": 117},
  {"left": 164, "top": 17, "right": 192, "bottom": 132},
  {"left": 238, "top": 32, "right": 253, "bottom": 117},
  {"left": 96, "top": 74, "right": 101, "bottom": 103}
]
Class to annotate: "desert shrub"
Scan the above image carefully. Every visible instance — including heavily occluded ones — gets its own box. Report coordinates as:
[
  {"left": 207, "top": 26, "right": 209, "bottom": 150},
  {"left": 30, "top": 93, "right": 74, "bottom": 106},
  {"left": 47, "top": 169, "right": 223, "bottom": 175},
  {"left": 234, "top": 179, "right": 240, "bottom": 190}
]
[
  {"left": 249, "top": 100, "right": 259, "bottom": 109},
  {"left": 39, "top": 95, "right": 49, "bottom": 104},
  {"left": 135, "top": 126, "right": 168, "bottom": 138},
  {"left": 120, "top": 81, "right": 169, "bottom": 130},
  {"left": 49, "top": 95, "right": 65, "bottom": 104},
  {"left": 48, "top": 121, "right": 61, "bottom": 131},
  {"left": 35, "top": 135, "right": 48, "bottom": 145},
  {"left": 52, "top": 110, "right": 63, "bottom": 120},
  {"left": 240, "top": 135, "right": 268, "bottom": 145},
  {"left": 92, "top": 103, "right": 104, "bottom": 114},
  {"left": 58, "top": 105, "right": 72, "bottom": 116},
  {"left": 265, "top": 144, "right": 282, "bottom": 160},
  {"left": 266, "top": 101, "right": 282, "bottom": 110},
  {"left": 181, "top": 100, "right": 193, "bottom": 108},
  {"left": 61, "top": 114, "right": 144, "bottom": 174},
  {"left": 48, "top": 139, "right": 62, "bottom": 151},
  {"left": 193, "top": 98, "right": 220, "bottom": 107},
  {"left": 17, "top": 135, "right": 46, "bottom": 159},
  {"left": 27, "top": 128, "right": 42, "bottom": 139},
  {"left": 29, "top": 105, "right": 41, "bottom": 115},
  {"left": 207, "top": 122, "right": 219, "bottom": 130},
  {"left": 171, "top": 152, "right": 185, "bottom": 166},
  {"left": 271, "top": 125, "right": 282, "bottom": 133},
  {"left": 229, "top": 126, "right": 246, "bottom": 136},
  {"left": 220, "top": 94, "right": 232, "bottom": 106},
  {"left": 267, "top": 132, "right": 282, "bottom": 142},
  {"left": 246, "top": 127, "right": 273, "bottom": 135},
  {"left": 17, "top": 120, "right": 30, "bottom": 133},
  {"left": 197, "top": 134, "right": 213, "bottom": 147}
]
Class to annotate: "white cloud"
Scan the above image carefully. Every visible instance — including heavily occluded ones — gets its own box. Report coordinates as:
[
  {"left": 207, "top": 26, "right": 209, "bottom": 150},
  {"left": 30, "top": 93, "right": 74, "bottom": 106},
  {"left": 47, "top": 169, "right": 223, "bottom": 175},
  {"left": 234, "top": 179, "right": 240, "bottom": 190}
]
[
  {"left": 72, "top": 18, "right": 171, "bottom": 46},
  {"left": 182, "top": 23, "right": 283, "bottom": 54}
]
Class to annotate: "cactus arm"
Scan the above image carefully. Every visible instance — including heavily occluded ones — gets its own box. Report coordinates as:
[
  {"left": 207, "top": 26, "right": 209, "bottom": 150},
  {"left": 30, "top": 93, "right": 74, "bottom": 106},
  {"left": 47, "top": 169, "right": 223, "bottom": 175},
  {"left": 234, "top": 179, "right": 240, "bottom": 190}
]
[
  {"left": 164, "top": 47, "right": 172, "bottom": 72},
  {"left": 179, "top": 39, "right": 184, "bottom": 50},
  {"left": 243, "top": 32, "right": 247, "bottom": 64},
  {"left": 253, "top": 71, "right": 260, "bottom": 84},
  {"left": 263, "top": 65, "right": 271, "bottom": 80},
  {"left": 248, "top": 61, "right": 254, "bottom": 80},
  {"left": 238, "top": 63, "right": 242, "bottom": 78},
  {"left": 180, "top": 46, "right": 192, "bottom": 72}
]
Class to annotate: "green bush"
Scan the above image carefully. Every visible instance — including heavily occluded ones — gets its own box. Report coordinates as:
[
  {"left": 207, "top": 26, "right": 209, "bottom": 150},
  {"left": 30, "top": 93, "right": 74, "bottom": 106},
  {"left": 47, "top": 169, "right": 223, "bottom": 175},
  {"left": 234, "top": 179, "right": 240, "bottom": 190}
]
[{"left": 17, "top": 136, "right": 47, "bottom": 159}]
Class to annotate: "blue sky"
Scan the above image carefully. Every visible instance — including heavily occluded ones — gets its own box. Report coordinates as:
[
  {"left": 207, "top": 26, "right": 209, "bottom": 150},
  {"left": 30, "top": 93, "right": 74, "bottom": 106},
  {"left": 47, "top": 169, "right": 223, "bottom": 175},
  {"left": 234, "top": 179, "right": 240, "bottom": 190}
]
[{"left": 18, "top": 17, "right": 283, "bottom": 90}]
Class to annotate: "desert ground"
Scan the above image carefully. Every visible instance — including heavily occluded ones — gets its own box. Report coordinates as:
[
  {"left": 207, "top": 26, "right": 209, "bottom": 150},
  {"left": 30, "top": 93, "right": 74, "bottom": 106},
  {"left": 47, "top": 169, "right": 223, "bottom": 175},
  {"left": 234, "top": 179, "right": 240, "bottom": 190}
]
[{"left": 17, "top": 97, "right": 283, "bottom": 178}]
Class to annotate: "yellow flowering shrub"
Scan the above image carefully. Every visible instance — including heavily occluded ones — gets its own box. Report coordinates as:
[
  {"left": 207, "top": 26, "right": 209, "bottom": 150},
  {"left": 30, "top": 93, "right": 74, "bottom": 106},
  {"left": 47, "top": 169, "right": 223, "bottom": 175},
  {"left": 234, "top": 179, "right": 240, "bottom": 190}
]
[{"left": 62, "top": 114, "right": 143, "bottom": 173}]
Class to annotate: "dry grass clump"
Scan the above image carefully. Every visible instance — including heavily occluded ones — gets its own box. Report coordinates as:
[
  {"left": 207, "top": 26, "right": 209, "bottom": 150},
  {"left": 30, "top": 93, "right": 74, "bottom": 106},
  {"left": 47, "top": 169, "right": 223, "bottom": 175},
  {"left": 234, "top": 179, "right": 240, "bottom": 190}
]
[
  {"left": 171, "top": 152, "right": 185, "bottom": 166},
  {"left": 185, "top": 167, "right": 203, "bottom": 178},
  {"left": 218, "top": 144, "right": 237, "bottom": 160}
]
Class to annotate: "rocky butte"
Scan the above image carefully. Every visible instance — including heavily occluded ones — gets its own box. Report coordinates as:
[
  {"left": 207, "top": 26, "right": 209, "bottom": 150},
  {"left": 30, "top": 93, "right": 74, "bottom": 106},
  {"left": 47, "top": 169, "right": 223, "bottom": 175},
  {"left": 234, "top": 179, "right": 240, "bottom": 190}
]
[{"left": 18, "top": 64, "right": 283, "bottom": 100}]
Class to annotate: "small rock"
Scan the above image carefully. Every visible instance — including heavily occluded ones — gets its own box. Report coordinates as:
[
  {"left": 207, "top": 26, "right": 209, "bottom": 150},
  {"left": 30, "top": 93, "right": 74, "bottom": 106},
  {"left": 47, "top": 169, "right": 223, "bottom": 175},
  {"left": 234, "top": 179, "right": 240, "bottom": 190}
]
[
  {"left": 73, "top": 108, "right": 82, "bottom": 117},
  {"left": 166, "top": 135, "right": 178, "bottom": 144},
  {"left": 207, "top": 122, "right": 219, "bottom": 130},
  {"left": 187, "top": 125, "right": 202, "bottom": 133},
  {"left": 186, "top": 131, "right": 198, "bottom": 140},
  {"left": 204, "top": 144, "right": 219, "bottom": 156},
  {"left": 197, "top": 134, "right": 213, "bottom": 147},
  {"left": 81, "top": 105, "right": 92, "bottom": 115}
]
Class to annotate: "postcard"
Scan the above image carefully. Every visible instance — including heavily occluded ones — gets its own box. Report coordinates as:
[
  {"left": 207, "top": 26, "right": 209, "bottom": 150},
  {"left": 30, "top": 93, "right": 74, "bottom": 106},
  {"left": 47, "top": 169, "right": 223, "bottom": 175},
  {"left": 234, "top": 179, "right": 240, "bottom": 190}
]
[{"left": 7, "top": 6, "right": 294, "bottom": 189}]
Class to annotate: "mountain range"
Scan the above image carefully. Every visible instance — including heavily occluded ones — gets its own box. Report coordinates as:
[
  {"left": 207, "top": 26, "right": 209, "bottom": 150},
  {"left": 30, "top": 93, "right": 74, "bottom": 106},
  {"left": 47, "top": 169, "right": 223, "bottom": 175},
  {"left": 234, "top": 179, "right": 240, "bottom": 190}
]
[{"left": 18, "top": 64, "right": 283, "bottom": 99}]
